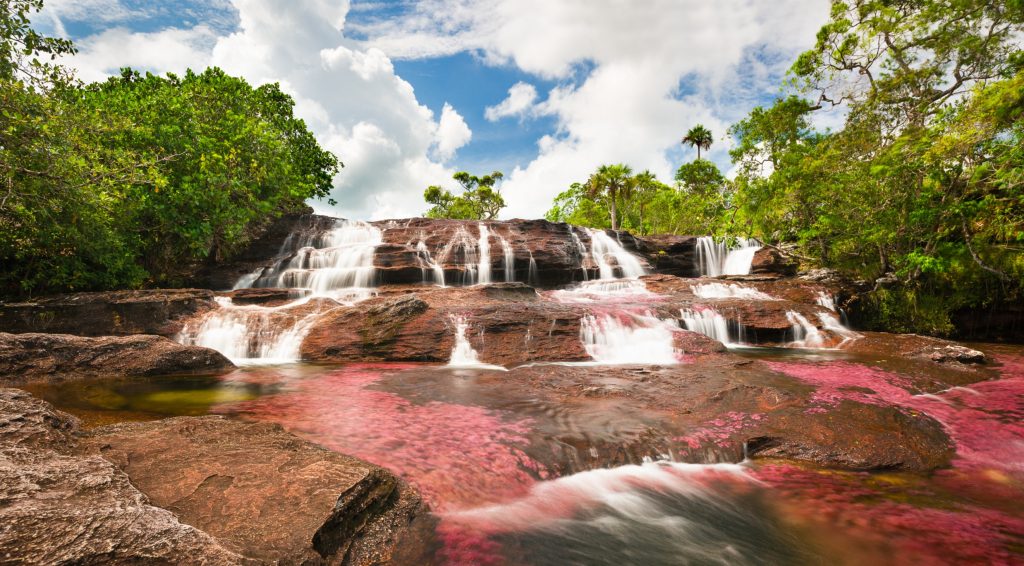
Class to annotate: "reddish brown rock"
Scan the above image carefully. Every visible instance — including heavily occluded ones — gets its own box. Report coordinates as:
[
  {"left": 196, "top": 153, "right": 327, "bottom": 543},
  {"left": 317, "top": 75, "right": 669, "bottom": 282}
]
[
  {"left": 750, "top": 246, "right": 799, "bottom": 276},
  {"left": 0, "top": 289, "right": 217, "bottom": 337},
  {"left": 223, "top": 287, "right": 304, "bottom": 306},
  {"left": 0, "top": 332, "right": 233, "bottom": 384},
  {"left": 0, "top": 389, "right": 248, "bottom": 565},
  {"left": 81, "top": 415, "right": 429, "bottom": 565}
]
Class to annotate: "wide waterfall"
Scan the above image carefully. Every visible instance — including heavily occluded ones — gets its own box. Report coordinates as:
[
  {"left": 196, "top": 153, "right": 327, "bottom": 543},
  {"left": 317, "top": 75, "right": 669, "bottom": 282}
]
[
  {"left": 419, "top": 223, "right": 520, "bottom": 286},
  {"left": 696, "top": 237, "right": 762, "bottom": 277},
  {"left": 681, "top": 308, "right": 734, "bottom": 346},
  {"left": 179, "top": 219, "right": 381, "bottom": 363},
  {"left": 580, "top": 312, "right": 680, "bottom": 364}
]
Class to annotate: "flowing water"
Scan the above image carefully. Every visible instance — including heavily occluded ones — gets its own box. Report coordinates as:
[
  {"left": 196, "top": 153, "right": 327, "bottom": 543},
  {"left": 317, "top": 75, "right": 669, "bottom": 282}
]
[
  {"left": 691, "top": 282, "right": 777, "bottom": 300},
  {"left": 681, "top": 307, "right": 734, "bottom": 346},
  {"left": 695, "top": 237, "right": 762, "bottom": 277}
]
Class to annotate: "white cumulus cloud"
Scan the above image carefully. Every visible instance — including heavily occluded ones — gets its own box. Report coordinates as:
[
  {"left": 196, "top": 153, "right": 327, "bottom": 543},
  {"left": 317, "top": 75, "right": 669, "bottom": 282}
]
[{"left": 484, "top": 82, "right": 538, "bottom": 121}]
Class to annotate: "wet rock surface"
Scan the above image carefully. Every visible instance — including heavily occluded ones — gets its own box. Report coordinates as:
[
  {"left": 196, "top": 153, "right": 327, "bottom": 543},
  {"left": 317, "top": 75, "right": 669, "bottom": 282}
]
[
  {"left": 0, "top": 332, "right": 234, "bottom": 384},
  {"left": 0, "top": 288, "right": 217, "bottom": 337}
]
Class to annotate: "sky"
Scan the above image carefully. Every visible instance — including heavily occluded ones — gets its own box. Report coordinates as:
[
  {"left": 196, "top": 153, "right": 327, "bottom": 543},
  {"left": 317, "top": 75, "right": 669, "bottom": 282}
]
[{"left": 35, "top": 0, "right": 834, "bottom": 220}]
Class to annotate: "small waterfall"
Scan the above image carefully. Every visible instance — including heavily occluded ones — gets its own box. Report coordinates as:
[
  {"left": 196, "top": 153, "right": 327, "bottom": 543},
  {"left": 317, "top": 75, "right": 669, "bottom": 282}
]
[
  {"left": 477, "top": 223, "right": 493, "bottom": 285},
  {"left": 550, "top": 279, "right": 656, "bottom": 304},
  {"left": 691, "top": 283, "right": 776, "bottom": 301},
  {"left": 815, "top": 291, "right": 836, "bottom": 311},
  {"left": 786, "top": 311, "right": 825, "bottom": 348},
  {"left": 178, "top": 297, "right": 327, "bottom": 364},
  {"left": 568, "top": 227, "right": 589, "bottom": 281},
  {"left": 583, "top": 228, "right": 647, "bottom": 280},
  {"left": 501, "top": 236, "right": 515, "bottom": 282},
  {"left": 527, "top": 252, "right": 539, "bottom": 286},
  {"left": 416, "top": 240, "right": 446, "bottom": 286},
  {"left": 680, "top": 308, "right": 733, "bottom": 346},
  {"left": 696, "top": 237, "right": 761, "bottom": 277},
  {"left": 580, "top": 312, "right": 680, "bottom": 364},
  {"left": 818, "top": 312, "right": 861, "bottom": 346},
  {"left": 447, "top": 315, "right": 506, "bottom": 370}
]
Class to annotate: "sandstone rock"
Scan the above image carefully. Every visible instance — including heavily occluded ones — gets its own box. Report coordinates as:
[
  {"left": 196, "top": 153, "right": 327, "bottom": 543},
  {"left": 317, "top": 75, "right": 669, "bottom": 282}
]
[
  {"left": 916, "top": 344, "right": 987, "bottom": 365},
  {"left": 224, "top": 287, "right": 303, "bottom": 306},
  {"left": 0, "top": 288, "right": 217, "bottom": 337},
  {"left": 750, "top": 246, "right": 799, "bottom": 277},
  {"left": 633, "top": 234, "right": 699, "bottom": 277},
  {"left": 0, "top": 389, "right": 248, "bottom": 565},
  {"left": 0, "top": 332, "right": 233, "bottom": 384},
  {"left": 81, "top": 416, "right": 429, "bottom": 565}
]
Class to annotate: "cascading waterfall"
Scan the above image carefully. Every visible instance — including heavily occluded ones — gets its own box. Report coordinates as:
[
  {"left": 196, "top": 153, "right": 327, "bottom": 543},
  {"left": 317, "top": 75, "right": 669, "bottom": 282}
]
[
  {"left": 180, "top": 220, "right": 381, "bottom": 363},
  {"left": 527, "top": 252, "right": 539, "bottom": 286},
  {"left": 815, "top": 291, "right": 836, "bottom": 311},
  {"left": 583, "top": 228, "right": 647, "bottom": 280},
  {"left": 477, "top": 223, "right": 493, "bottom": 285},
  {"left": 447, "top": 315, "right": 506, "bottom": 370},
  {"left": 691, "top": 283, "right": 777, "bottom": 301},
  {"left": 580, "top": 312, "right": 680, "bottom": 364},
  {"left": 501, "top": 236, "right": 515, "bottom": 282},
  {"left": 569, "top": 228, "right": 590, "bottom": 281},
  {"left": 680, "top": 308, "right": 733, "bottom": 346},
  {"left": 818, "top": 312, "right": 862, "bottom": 346},
  {"left": 786, "top": 311, "right": 825, "bottom": 348},
  {"left": 416, "top": 240, "right": 447, "bottom": 286},
  {"left": 696, "top": 237, "right": 762, "bottom": 277}
]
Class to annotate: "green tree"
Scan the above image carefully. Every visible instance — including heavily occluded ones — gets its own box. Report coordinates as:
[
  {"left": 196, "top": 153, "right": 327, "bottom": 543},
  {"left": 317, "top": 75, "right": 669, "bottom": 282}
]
[
  {"left": 675, "top": 159, "right": 726, "bottom": 197},
  {"left": 583, "top": 164, "right": 633, "bottom": 230},
  {"left": 424, "top": 170, "right": 506, "bottom": 220},
  {"left": 681, "top": 124, "right": 713, "bottom": 160}
]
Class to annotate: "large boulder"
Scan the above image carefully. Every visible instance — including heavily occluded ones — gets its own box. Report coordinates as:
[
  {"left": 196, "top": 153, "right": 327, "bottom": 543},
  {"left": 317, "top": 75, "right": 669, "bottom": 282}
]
[
  {"left": 750, "top": 246, "right": 799, "bottom": 277},
  {"left": 0, "top": 332, "right": 233, "bottom": 384},
  {"left": 0, "top": 289, "right": 217, "bottom": 337},
  {"left": 0, "top": 388, "right": 248, "bottom": 565},
  {"left": 81, "top": 416, "right": 429, "bottom": 565}
]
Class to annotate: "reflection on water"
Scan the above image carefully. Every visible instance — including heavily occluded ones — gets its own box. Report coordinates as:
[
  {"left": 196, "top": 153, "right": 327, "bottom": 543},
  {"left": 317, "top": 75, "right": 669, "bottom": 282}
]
[{"left": 22, "top": 348, "right": 1024, "bottom": 565}]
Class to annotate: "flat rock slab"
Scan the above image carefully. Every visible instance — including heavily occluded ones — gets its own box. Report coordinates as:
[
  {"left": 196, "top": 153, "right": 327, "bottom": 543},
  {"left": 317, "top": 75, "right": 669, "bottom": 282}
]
[
  {"left": 80, "top": 416, "right": 428, "bottom": 565},
  {"left": 0, "top": 332, "right": 233, "bottom": 384},
  {"left": 0, "top": 389, "right": 247, "bottom": 565},
  {"left": 0, "top": 288, "right": 217, "bottom": 337}
]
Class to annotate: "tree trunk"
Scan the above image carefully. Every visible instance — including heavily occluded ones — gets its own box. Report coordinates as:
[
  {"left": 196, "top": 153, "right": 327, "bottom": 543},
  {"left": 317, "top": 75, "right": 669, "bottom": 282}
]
[
  {"left": 609, "top": 191, "right": 618, "bottom": 230},
  {"left": 697, "top": 147, "right": 701, "bottom": 160}
]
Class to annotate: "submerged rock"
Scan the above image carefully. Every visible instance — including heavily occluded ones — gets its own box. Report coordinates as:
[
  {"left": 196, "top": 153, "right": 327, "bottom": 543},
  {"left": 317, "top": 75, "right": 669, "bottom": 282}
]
[{"left": 0, "top": 332, "right": 233, "bottom": 384}]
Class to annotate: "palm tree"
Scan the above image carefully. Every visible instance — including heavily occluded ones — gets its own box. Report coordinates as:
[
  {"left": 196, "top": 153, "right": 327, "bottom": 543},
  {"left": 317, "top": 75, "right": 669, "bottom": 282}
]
[
  {"left": 631, "top": 170, "right": 661, "bottom": 234},
  {"left": 681, "top": 124, "right": 713, "bottom": 160},
  {"left": 584, "top": 164, "right": 633, "bottom": 230}
]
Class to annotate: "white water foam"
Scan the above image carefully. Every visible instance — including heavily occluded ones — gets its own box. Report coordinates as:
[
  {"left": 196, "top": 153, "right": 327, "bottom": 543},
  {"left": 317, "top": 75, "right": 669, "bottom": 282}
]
[
  {"left": 680, "top": 308, "right": 733, "bottom": 346},
  {"left": 580, "top": 312, "right": 680, "bottom": 364},
  {"left": 691, "top": 283, "right": 777, "bottom": 301},
  {"left": 815, "top": 291, "right": 836, "bottom": 311},
  {"left": 786, "top": 311, "right": 825, "bottom": 348},
  {"left": 583, "top": 228, "right": 647, "bottom": 279},
  {"left": 696, "top": 237, "right": 762, "bottom": 277},
  {"left": 447, "top": 315, "right": 506, "bottom": 370}
]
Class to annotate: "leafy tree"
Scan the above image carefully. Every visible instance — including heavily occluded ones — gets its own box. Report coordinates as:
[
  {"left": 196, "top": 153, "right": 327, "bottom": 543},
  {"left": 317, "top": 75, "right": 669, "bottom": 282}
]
[
  {"left": 424, "top": 170, "right": 506, "bottom": 220},
  {"left": 675, "top": 159, "right": 726, "bottom": 197},
  {"left": 681, "top": 124, "right": 713, "bottom": 160},
  {"left": 0, "top": 0, "right": 75, "bottom": 87}
]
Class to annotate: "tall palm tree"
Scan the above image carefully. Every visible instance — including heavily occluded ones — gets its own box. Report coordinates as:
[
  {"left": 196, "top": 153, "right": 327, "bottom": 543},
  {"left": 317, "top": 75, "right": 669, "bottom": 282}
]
[
  {"left": 681, "top": 124, "right": 713, "bottom": 160},
  {"left": 585, "top": 163, "right": 633, "bottom": 230}
]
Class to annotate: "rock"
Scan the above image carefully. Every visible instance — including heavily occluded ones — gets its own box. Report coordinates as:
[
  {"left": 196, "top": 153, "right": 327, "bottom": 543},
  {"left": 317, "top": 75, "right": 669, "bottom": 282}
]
[
  {"left": 223, "top": 287, "right": 303, "bottom": 306},
  {"left": 746, "top": 401, "right": 954, "bottom": 471},
  {"left": 81, "top": 415, "right": 429, "bottom": 564},
  {"left": 917, "top": 344, "right": 987, "bottom": 365},
  {"left": 0, "top": 389, "right": 248, "bottom": 565},
  {"left": 633, "top": 234, "right": 699, "bottom": 277},
  {"left": 0, "top": 289, "right": 217, "bottom": 337},
  {"left": 750, "top": 246, "right": 799, "bottom": 277},
  {"left": 0, "top": 332, "right": 233, "bottom": 384}
]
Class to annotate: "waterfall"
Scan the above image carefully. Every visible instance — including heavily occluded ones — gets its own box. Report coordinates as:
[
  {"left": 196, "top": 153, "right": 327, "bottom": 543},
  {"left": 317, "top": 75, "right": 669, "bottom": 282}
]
[
  {"left": 185, "top": 219, "right": 381, "bottom": 363},
  {"left": 568, "top": 228, "right": 590, "bottom": 281},
  {"left": 528, "top": 252, "right": 539, "bottom": 286},
  {"left": 815, "top": 291, "right": 836, "bottom": 311},
  {"left": 818, "top": 312, "right": 861, "bottom": 346},
  {"left": 786, "top": 311, "right": 825, "bottom": 348},
  {"left": 691, "top": 283, "right": 776, "bottom": 301},
  {"left": 237, "top": 219, "right": 381, "bottom": 295},
  {"left": 550, "top": 279, "right": 656, "bottom": 304},
  {"left": 416, "top": 240, "right": 446, "bottom": 286},
  {"left": 680, "top": 308, "right": 733, "bottom": 346},
  {"left": 501, "top": 236, "right": 515, "bottom": 282},
  {"left": 579, "top": 312, "right": 680, "bottom": 364},
  {"left": 583, "top": 228, "right": 647, "bottom": 279},
  {"left": 477, "top": 223, "right": 493, "bottom": 285},
  {"left": 178, "top": 297, "right": 328, "bottom": 365},
  {"left": 696, "top": 237, "right": 761, "bottom": 277},
  {"left": 447, "top": 315, "right": 506, "bottom": 370}
]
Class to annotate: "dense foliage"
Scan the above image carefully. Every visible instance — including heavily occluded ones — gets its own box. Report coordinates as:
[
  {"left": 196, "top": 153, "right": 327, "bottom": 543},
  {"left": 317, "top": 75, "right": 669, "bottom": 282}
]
[
  {"left": 423, "top": 171, "right": 506, "bottom": 220},
  {"left": 547, "top": 1, "right": 1024, "bottom": 337},
  {"left": 0, "top": 0, "right": 339, "bottom": 296}
]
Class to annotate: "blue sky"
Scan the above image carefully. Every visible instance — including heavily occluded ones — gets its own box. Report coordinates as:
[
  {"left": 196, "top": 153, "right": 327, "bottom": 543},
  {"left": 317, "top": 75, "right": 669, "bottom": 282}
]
[{"left": 37, "top": 0, "right": 833, "bottom": 220}]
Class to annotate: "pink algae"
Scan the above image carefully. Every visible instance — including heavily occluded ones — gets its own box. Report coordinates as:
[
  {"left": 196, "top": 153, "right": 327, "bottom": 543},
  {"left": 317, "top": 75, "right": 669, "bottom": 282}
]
[
  {"left": 676, "top": 411, "right": 766, "bottom": 449},
  {"left": 221, "top": 364, "right": 541, "bottom": 512}
]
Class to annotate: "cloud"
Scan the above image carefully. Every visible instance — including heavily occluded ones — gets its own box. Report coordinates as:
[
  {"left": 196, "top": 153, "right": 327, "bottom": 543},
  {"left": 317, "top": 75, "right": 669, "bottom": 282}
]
[
  {"left": 359, "top": 0, "right": 831, "bottom": 218},
  {"left": 435, "top": 103, "right": 473, "bottom": 161},
  {"left": 60, "top": 0, "right": 473, "bottom": 220},
  {"left": 484, "top": 82, "right": 538, "bottom": 121}
]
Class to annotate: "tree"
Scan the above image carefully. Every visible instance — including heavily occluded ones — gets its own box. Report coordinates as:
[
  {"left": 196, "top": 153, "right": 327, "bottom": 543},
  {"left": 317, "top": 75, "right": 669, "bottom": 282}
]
[
  {"left": 583, "top": 164, "right": 633, "bottom": 230},
  {"left": 675, "top": 159, "right": 726, "bottom": 197},
  {"left": 681, "top": 124, "right": 713, "bottom": 160},
  {"left": 424, "top": 170, "right": 506, "bottom": 220},
  {"left": 0, "top": 0, "right": 75, "bottom": 87}
]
